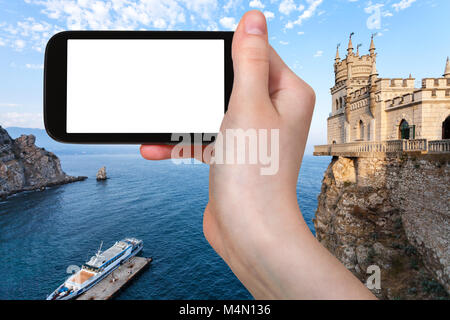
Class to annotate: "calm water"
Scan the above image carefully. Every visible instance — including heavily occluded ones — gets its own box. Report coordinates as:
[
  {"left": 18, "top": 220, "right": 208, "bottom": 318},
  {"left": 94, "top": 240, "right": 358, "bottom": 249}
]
[{"left": 0, "top": 153, "right": 330, "bottom": 300}]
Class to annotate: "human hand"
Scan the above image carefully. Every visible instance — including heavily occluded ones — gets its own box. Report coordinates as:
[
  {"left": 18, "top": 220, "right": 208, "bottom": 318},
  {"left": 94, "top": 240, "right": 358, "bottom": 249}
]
[{"left": 141, "top": 10, "right": 375, "bottom": 300}]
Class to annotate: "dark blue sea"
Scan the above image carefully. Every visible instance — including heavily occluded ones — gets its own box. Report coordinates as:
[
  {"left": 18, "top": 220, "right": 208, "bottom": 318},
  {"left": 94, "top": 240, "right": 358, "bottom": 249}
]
[{"left": 0, "top": 153, "right": 330, "bottom": 300}]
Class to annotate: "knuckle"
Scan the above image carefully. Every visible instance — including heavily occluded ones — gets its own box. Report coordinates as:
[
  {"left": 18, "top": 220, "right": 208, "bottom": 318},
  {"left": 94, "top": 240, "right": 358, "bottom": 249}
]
[{"left": 235, "top": 45, "right": 269, "bottom": 65}]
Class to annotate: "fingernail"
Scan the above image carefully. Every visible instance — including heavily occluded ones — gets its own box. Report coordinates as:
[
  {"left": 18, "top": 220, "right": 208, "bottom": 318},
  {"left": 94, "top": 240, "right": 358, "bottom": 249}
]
[{"left": 244, "top": 11, "right": 266, "bottom": 35}]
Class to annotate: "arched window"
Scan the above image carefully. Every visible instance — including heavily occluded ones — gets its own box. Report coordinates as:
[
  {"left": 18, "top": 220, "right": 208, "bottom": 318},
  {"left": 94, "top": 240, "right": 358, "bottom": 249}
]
[
  {"left": 443, "top": 116, "right": 450, "bottom": 139},
  {"left": 335, "top": 99, "right": 339, "bottom": 111},
  {"left": 399, "top": 120, "right": 410, "bottom": 140},
  {"left": 367, "top": 122, "right": 371, "bottom": 141},
  {"left": 339, "top": 97, "right": 343, "bottom": 109},
  {"left": 359, "top": 120, "right": 364, "bottom": 140}
]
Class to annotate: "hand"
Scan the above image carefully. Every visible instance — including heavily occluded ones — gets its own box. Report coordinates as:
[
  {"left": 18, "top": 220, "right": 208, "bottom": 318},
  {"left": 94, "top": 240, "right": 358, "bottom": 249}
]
[{"left": 141, "top": 10, "right": 375, "bottom": 300}]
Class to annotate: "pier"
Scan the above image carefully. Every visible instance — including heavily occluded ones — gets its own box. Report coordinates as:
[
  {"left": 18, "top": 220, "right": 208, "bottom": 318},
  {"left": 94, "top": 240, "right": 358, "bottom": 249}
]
[{"left": 76, "top": 256, "right": 152, "bottom": 300}]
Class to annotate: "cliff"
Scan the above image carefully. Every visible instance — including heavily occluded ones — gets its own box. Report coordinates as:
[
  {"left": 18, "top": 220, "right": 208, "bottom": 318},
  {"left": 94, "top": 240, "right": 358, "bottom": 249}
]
[
  {"left": 315, "top": 154, "right": 449, "bottom": 299},
  {"left": 0, "top": 126, "right": 86, "bottom": 199}
]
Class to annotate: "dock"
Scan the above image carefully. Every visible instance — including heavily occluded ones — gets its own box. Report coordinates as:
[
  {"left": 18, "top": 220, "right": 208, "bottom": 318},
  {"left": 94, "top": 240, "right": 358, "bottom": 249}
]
[{"left": 76, "top": 256, "right": 152, "bottom": 300}]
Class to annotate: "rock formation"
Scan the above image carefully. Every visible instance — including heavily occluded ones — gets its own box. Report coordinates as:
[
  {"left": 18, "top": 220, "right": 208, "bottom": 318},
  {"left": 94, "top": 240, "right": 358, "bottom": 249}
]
[
  {"left": 315, "top": 155, "right": 449, "bottom": 299},
  {"left": 96, "top": 166, "right": 107, "bottom": 181},
  {"left": 0, "top": 126, "right": 86, "bottom": 199}
]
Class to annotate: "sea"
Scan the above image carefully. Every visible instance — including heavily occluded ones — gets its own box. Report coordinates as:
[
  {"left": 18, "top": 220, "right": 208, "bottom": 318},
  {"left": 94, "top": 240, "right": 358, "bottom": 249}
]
[{"left": 0, "top": 151, "right": 331, "bottom": 300}]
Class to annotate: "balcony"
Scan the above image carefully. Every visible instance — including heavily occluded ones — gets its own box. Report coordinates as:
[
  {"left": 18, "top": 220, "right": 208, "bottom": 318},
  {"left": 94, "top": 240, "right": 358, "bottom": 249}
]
[{"left": 313, "top": 139, "right": 449, "bottom": 157}]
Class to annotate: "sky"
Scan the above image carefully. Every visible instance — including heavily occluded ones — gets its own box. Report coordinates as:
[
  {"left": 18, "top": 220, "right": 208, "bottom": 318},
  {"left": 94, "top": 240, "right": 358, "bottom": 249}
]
[{"left": 0, "top": 0, "right": 449, "bottom": 154}]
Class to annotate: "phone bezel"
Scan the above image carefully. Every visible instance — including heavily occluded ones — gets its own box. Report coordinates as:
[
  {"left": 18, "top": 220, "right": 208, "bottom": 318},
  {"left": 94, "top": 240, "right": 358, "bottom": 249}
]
[{"left": 44, "top": 31, "right": 233, "bottom": 144}]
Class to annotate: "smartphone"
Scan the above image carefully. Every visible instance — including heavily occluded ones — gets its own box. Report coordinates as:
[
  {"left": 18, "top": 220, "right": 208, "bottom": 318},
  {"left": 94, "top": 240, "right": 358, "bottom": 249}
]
[{"left": 44, "top": 31, "right": 234, "bottom": 144}]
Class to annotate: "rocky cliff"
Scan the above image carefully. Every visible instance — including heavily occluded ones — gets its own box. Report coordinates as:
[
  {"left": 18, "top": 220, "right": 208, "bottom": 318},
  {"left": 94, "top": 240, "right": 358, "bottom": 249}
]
[
  {"left": 0, "top": 126, "right": 86, "bottom": 199},
  {"left": 315, "top": 154, "right": 449, "bottom": 299}
]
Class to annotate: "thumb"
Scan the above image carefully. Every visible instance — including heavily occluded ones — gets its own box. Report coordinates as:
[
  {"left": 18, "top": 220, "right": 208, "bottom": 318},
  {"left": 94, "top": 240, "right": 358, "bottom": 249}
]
[{"left": 231, "top": 10, "right": 270, "bottom": 103}]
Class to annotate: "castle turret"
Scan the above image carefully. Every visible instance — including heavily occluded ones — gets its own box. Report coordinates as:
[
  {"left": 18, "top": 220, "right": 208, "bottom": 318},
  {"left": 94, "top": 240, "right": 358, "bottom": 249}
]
[
  {"left": 369, "top": 34, "right": 376, "bottom": 56},
  {"left": 444, "top": 57, "right": 450, "bottom": 78},
  {"left": 347, "top": 32, "right": 354, "bottom": 55},
  {"left": 356, "top": 44, "right": 362, "bottom": 56},
  {"left": 335, "top": 44, "right": 340, "bottom": 63},
  {"left": 370, "top": 59, "right": 378, "bottom": 81}
]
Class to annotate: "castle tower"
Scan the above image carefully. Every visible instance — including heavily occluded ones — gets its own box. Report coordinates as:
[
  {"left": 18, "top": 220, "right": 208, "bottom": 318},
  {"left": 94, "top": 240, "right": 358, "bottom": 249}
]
[{"left": 444, "top": 57, "right": 450, "bottom": 78}]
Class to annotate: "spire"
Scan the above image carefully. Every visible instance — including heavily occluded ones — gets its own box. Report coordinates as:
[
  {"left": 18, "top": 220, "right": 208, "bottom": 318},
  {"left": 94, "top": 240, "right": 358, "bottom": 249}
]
[
  {"left": 335, "top": 43, "right": 341, "bottom": 62},
  {"left": 347, "top": 32, "right": 354, "bottom": 55},
  {"left": 444, "top": 57, "right": 450, "bottom": 78},
  {"left": 369, "top": 33, "right": 376, "bottom": 56},
  {"left": 356, "top": 44, "right": 362, "bottom": 56}
]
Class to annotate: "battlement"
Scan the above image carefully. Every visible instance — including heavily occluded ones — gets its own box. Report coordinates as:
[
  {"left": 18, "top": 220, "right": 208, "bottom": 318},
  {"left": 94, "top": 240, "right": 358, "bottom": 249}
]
[
  {"left": 422, "top": 78, "right": 450, "bottom": 89},
  {"left": 376, "top": 78, "right": 416, "bottom": 89},
  {"left": 349, "top": 86, "right": 370, "bottom": 100},
  {"left": 385, "top": 88, "right": 450, "bottom": 109}
]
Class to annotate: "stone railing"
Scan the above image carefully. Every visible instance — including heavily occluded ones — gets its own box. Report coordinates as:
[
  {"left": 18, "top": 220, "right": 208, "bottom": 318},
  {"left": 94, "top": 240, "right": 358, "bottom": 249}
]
[
  {"left": 428, "top": 140, "right": 450, "bottom": 153},
  {"left": 314, "top": 139, "right": 430, "bottom": 157},
  {"left": 402, "top": 139, "right": 427, "bottom": 152}
]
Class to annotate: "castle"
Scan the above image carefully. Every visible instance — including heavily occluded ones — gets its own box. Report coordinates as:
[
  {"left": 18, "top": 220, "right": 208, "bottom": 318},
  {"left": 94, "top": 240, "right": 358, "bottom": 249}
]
[{"left": 315, "top": 34, "right": 450, "bottom": 156}]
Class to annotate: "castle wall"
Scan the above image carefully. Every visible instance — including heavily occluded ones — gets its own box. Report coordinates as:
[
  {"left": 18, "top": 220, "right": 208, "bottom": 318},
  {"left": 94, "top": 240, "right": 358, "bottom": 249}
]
[
  {"left": 327, "top": 114, "right": 346, "bottom": 144},
  {"left": 420, "top": 101, "right": 450, "bottom": 140}
]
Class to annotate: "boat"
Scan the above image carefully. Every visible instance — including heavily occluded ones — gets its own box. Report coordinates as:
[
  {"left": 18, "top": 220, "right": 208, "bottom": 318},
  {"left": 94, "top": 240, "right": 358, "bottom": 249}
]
[{"left": 47, "top": 238, "right": 143, "bottom": 300}]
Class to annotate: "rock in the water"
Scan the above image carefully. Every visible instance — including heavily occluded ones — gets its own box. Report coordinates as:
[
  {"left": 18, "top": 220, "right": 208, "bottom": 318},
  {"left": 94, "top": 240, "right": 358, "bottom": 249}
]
[
  {"left": 0, "top": 126, "right": 87, "bottom": 199},
  {"left": 96, "top": 166, "right": 107, "bottom": 181}
]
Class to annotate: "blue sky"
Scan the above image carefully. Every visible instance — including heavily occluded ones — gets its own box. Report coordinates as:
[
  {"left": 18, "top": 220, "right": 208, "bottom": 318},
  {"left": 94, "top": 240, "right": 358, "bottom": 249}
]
[{"left": 0, "top": 0, "right": 449, "bottom": 153}]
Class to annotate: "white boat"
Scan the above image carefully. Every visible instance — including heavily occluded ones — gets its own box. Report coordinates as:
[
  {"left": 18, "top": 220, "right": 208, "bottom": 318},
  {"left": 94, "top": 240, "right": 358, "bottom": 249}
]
[{"left": 47, "top": 238, "right": 143, "bottom": 300}]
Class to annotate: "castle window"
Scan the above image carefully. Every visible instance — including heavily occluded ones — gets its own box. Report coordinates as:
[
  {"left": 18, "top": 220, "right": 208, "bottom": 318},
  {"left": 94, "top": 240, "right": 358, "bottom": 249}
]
[
  {"left": 399, "top": 120, "right": 410, "bottom": 140},
  {"left": 339, "top": 97, "right": 343, "bottom": 109},
  {"left": 434, "top": 79, "right": 439, "bottom": 86},
  {"left": 445, "top": 90, "right": 450, "bottom": 97},
  {"left": 431, "top": 89, "right": 437, "bottom": 97},
  {"left": 358, "top": 120, "right": 364, "bottom": 141}
]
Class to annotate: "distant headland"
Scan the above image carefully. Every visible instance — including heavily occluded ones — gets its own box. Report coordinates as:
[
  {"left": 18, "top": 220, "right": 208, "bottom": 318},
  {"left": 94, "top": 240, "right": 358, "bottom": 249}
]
[{"left": 0, "top": 126, "right": 86, "bottom": 199}]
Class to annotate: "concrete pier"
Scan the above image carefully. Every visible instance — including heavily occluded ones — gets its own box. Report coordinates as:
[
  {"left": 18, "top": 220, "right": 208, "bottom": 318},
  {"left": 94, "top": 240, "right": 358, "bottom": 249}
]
[{"left": 77, "top": 256, "right": 152, "bottom": 300}]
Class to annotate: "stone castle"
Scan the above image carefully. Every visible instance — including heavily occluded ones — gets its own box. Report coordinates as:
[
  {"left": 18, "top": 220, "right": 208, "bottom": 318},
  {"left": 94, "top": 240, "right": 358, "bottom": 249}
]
[{"left": 315, "top": 33, "right": 450, "bottom": 156}]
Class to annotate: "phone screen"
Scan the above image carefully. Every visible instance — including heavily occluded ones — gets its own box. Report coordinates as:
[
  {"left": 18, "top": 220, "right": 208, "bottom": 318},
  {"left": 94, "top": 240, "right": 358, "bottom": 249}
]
[{"left": 66, "top": 39, "right": 224, "bottom": 134}]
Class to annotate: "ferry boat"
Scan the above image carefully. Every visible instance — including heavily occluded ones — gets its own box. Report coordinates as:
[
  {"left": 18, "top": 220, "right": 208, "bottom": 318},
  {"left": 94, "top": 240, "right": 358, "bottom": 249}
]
[{"left": 47, "top": 238, "right": 143, "bottom": 300}]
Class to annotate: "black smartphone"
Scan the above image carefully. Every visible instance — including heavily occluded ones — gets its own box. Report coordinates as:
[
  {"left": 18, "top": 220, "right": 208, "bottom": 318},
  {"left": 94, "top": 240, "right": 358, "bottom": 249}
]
[{"left": 44, "top": 31, "right": 234, "bottom": 144}]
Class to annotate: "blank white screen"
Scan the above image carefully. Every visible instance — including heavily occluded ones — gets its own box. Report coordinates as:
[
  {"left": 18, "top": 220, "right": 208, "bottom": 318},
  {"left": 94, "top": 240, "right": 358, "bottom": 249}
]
[{"left": 66, "top": 39, "right": 224, "bottom": 133}]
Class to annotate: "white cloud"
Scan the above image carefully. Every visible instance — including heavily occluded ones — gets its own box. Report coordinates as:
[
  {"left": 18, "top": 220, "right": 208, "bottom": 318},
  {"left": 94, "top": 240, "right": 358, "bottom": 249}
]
[
  {"left": 297, "top": 31, "right": 305, "bottom": 35},
  {"left": 279, "top": 0, "right": 304, "bottom": 15},
  {"left": 264, "top": 11, "right": 275, "bottom": 20},
  {"left": 0, "top": 17, "right": 62, "bottom": 52},
  {"left": 25, "top": 63, "right": 44, "bottom": 70},
  {"left": 0, "top": 112, "right": 44, "bottom": 129},
  {"left": 392, "top": 0, "right": 416, "bottom": 11},
  {"left": 2, "top": 1, "right": 233, "bottom": 52},
  {"left": 279, "top": 40, "right": 289, "bottom": 45},
  {"left": 219, "top": 17, "right": 237, "bottom": 30},
  {"left": 285, "top": 0, "right": 323, "bottom": 28},
  {"left": 313, "top": 50, "right": 323, "bottom": 57},
  {"left": 14, "top": 39, "right": 26, "bottom": 51},
  {"left": 249, "top": 0, "right": 265, "bottom": 9}
]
